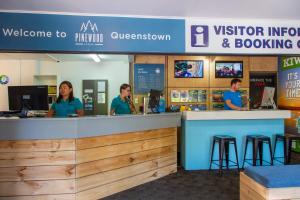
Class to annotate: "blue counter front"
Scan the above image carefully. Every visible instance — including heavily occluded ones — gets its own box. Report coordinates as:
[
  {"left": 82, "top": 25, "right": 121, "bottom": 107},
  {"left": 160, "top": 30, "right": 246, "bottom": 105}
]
[{"left": 181, "top": 110, "right": 291, "bottom": 170}]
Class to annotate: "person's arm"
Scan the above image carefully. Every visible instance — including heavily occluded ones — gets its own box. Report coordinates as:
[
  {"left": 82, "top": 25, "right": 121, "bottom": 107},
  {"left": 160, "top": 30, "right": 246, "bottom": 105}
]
[
  {"left": 223, "top": 91, "right": 246, "bottom": 111},
  {"left": 46, "top": 103, "right": 56, "bottom": 117},
  {"left": 110, "top": 109, "right": 115, "bottom": 115},
  {"left": 75, "top": 99, "right": 84, "bottom": 117},
  {"left": 46, "top": 109, "right": 55, "bottom": 117},
  {"left": 76, "top": 109, "right": 84, "bottom": 117},
  {"left": 225, "top": 100, "right": 244, "bottom": 110},
  {"left": 110, "top": 98, "right": 117, "bottom": 115},
  {"left": 128, "top": 99, "right": 137, "bottom": 114}
]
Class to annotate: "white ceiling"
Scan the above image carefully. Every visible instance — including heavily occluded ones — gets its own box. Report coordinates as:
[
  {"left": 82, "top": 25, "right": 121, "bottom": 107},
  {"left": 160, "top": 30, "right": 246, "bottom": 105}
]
[
  {"left": 0, "top": 0, "right": 299, "bottom": 20},
  {"left": 0, "top": 53, "right": 130, "bottom": 62}
]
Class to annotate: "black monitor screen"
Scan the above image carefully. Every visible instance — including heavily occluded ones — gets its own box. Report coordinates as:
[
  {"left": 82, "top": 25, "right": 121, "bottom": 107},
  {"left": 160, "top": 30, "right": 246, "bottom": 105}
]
[
  {"left": 215, "top": 61, "right": 243, "bottom": 78},
  {"left": 175, "top": 60, "right": 204, "bottom": 78},
  {"left": 148, "top": 89, "right": 161, "bottom": 111},
  {"left": 8, "top": 85, "right": 49, "bottom": 111}
]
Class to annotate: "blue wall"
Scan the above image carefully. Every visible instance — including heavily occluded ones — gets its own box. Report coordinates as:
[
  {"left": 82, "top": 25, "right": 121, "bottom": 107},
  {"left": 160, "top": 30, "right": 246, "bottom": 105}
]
[{"left": 181, "top": 119, "right": 284, "bottom": 170}]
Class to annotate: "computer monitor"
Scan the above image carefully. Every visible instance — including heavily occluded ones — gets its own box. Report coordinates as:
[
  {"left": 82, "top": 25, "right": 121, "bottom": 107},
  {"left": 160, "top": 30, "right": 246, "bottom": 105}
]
[
  {"left": 148, "top": 89, "right": 161, "bottom": 113},
  {"left": 8, "top": 85, "right": 49, "bottom": 111},
  {"left": 260, "top": 87, "right": 276, "bottom": 109}
]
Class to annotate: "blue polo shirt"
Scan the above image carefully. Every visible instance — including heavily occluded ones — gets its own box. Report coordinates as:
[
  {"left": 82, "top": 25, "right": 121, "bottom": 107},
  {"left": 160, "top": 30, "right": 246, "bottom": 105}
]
[
  {"left": 223, "top": 90, "right": 242, "bottom": 110},
  {"left": 51, "top": 98, "right": 83, "bottom": 117},
  {"left": 111, "top": 95, "right": 131, "bottom": 115}
]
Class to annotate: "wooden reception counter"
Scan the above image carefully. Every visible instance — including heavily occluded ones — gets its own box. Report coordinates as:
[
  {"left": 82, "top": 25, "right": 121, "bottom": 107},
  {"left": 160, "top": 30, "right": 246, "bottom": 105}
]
[{"left": 0, "top": 113, "right": 180, "bottom": 200}]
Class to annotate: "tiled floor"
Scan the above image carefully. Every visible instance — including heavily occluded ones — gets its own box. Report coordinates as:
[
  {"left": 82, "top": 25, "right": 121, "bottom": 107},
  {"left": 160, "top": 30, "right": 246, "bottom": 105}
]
[{"left": 104, "top": 152, "right": 300, "bottom": 200}]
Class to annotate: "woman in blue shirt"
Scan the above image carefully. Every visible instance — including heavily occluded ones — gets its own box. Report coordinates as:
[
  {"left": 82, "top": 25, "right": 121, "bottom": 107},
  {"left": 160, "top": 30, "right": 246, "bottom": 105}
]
[
  {"left": 110, "top": 83, "right": 136, "bottom": 115},
  {"left": 47, "top": 81, "right": 84, "bottom": 117}
]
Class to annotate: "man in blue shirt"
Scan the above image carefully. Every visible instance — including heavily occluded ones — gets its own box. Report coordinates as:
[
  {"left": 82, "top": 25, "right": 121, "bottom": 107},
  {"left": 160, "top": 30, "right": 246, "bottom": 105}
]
[{"left": 223, "top": 79, "right": 247, "bottom": 111}]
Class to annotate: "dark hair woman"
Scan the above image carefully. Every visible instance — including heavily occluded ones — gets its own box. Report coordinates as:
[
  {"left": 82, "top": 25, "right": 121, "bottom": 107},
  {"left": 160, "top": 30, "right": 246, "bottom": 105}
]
[
  {"left": 110, "top": 83, "right": 136, "bottom": 115},
  {"left": 47, "top": 81, "right": 84, "bottom": 117}
]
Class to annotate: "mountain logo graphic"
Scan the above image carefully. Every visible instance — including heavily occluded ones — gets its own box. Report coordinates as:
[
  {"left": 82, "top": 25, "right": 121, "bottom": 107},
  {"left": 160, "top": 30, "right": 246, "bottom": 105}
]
[
  {"left": 75, "top": 20, "right": 104, "bottom": 46},
  {"left": 80, "top": 20, "right": 99, "bottom": 33}
]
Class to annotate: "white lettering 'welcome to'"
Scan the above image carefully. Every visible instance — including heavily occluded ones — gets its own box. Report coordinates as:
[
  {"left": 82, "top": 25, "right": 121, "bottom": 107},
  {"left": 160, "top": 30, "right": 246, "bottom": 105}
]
[{"left": 2, "top": 28, "right": 52, "bottom": 38}]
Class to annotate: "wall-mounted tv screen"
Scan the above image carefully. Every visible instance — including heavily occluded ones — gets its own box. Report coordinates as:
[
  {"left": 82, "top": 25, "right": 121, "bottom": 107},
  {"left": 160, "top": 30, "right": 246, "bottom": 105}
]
[
  {"left": 215, "top": 61, "right": 243, "bottom": 78},
  {"left": 174, "top": 60, "right": 204, "bottom": 78}
]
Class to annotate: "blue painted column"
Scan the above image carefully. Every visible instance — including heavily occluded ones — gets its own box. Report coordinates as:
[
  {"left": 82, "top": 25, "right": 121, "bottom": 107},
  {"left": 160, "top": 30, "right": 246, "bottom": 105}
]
[{"left": 181, "top": 119, "right": 285, "bottom": 170}]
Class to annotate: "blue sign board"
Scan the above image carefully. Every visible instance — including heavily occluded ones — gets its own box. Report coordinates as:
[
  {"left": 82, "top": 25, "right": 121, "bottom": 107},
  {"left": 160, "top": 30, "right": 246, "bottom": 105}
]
[
  {"left": 0, "top": 12, "right": 185, "bottom": 53},
  {"left": 134, "top": 64, "right": 165, "bottom": 94}
]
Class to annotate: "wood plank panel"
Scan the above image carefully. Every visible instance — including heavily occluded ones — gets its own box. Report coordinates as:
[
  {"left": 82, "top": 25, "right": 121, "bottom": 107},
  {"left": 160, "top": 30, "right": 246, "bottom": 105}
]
[
  {"left": 0, "top": 179, "right": 75, "bottom": 196},
  {"left": 76, "top": 128, "right": 176, "bottom": 150},
  {"left": 77, "top": 155, "right": 176, "bottom": 192},
  {"left": 0, "top": 139, "right": 75, "bottom": 153},
  {"left": 210, "top": 56, "right": 250, "bottom": 88},
  {"left": 0, "top": 165, "right": 75, "bottom": 181},
  {"left": 76, "top": 164, "right": 177, "bottom": 200},
  {"left": 240, "top": 181, "right": 266, "bottom": 200},
  {"left": 76, "top": 135, "right": 176, "bottom": 164},
  {"left": 167, "top": 56, "right": 210, "bottom": 88},
  {"left": 134, "top": 55, "right": 166, "bottom": 64},
  {"left": 240, "top": 172, "right": 267, "bottom": 199},
  {"left": 241, "top": 173, "right": 300, "bottom": 200},
  {"left": 0, "top": 151, "right": 75, "bottom": 167},
  {"left": 0, "top": 194, "right": 75, "bottom": 200},
  {"left": 268, "top": 187, "right": 300, "bottom": 200},
  {"left": 249, "top": 56, "right": 278, "bottom": 72},
  {"left": 76, "top": 145, "right": 176, "bottom": 178},
  {"left": 268, "top": 187, "right": 300, "bottom": 199}
]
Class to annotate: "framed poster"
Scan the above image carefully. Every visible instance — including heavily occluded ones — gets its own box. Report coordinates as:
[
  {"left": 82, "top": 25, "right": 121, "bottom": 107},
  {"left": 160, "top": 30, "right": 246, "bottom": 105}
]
[{"left": 134, "top": 64, "right": 165, "bottom": 94}]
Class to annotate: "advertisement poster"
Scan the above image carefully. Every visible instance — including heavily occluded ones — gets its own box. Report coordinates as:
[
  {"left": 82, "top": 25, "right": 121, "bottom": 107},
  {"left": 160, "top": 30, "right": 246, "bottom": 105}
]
[
  {"left": 180, "top": 90, "right": 189, "bottom": 102},
  {"left": 198, "top": 90, "right": 207, "bottom": 103},
  {"left": 278, "top": 56, "right": 300, "bottom": 109},
  {"left": 171, "top": 90, "right": 180, "bottom": 102},
  {"left": 134, "top": 64, "right": 165, "bottom": 94},
  {"left": 188, "top": 90, "right": 198, "bottom": 102},
  {"left": 250, "top": 73, "right": 277, "bottom": 109},
  {"left": 211, "top": 90, "right": 224, "bottom": 103}
]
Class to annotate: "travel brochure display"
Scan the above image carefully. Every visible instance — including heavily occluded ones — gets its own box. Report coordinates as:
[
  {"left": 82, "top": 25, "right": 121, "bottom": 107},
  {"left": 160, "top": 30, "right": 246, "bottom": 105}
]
[
  {"left": 171, "top": 89, "right": 208, "bottom": 103},
  {"left": 170, "top": 104, "right": 207, "bottom": 112},
  {"left": 198, "top": 90, "right": 207, "bottom": 102},
  {"left": 180, "top": 90, "right": 189, "bottom": 102},
  {"left": 211, "top": 90, "right": 225, "bottom": 110},
  {"left": 188, "top": 90, "right": 198, "bottom": 102},
  {"left": 212, "top": 103, "right": 224, "bottom": 110},
  {"left": 211, "top": 90, "right": 224, "bottom": 102},
  {"left": 170, "top": 90, "right": 180, "bottom": 102},
  {"left": 170, "top": 89, "right": 208, "bottom": 111},
  {"left": 210, "top": 89, "right": 248, "bottom": 110}
]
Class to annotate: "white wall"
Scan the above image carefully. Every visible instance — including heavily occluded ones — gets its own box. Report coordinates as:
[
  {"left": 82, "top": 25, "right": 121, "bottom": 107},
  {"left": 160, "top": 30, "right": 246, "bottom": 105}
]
[
  {"left": 1, "top": 0, "right": 300, "bottom": 20},
  {"left": 0, "top": 60, "right": 21, "bottom": 111},
  {"left": 0, "top": 59, "right": 129, "bottom": 110},
  {"left": 38, "top": 60, "right": 129, "bottom": 108}
]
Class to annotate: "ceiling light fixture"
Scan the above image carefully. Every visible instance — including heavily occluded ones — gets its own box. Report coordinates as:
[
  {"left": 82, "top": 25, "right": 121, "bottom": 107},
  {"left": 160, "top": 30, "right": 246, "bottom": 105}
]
[
  {"left": 46, "top": 54, "right": 61, "bottom": 63},
  {"left": 98, "top": 54, "right": 105, "bottom": 59},
  {"left": 89, "top": 54, "right": 101, "bottom": 62}
]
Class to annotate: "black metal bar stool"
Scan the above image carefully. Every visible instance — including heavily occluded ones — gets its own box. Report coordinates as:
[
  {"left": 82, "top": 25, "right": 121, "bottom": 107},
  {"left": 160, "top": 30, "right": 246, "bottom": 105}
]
[
  {"left": 209, "top": 135, "right": 240, "bottom": 175},
  {"left": 273, "top": 133, "right": 300, "bottom": 164},
  {"left": 272, "top": 134, "right": 285, "bottom": 164},
  {"left": 242, "top": 135, "right": 273, "bottom": 168}
]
